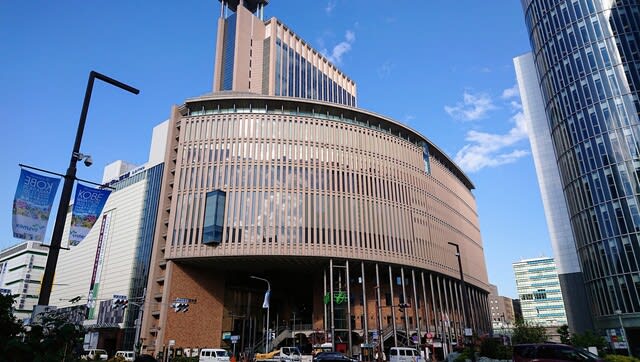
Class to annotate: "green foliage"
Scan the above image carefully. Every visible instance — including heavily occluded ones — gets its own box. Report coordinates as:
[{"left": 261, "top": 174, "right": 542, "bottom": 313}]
[
  {"left": 0, "top": 293, "right": 28, "bottom": 359},
  {"left": 479, "top": 338, "right": 512, "bottom": 360},
  {"left": 604, "top": 355, "right": 640, "bottom": 362},
  {"left": 511, "top": 319, "right": 547, "bottom": 344},
  {"left": 0, "top": 293, "right": 86, "bottom": 361},
  {"left": 571, "top": 330, "right": 607, "bottom": 353},
  {"left": 454, "top": 348, "right": 474, "bottom": 362},
  {"left": 557, "top": 325, "right": 571, "bottom": 345}
]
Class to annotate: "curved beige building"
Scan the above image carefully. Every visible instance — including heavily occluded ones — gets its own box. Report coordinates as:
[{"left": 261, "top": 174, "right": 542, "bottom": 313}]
[{"left": 140, "top": 92, "right": 491, "bottom": 358}]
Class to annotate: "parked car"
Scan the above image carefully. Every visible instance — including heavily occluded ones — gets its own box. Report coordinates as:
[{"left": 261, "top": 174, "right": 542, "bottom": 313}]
[
  {"left": 513, "top": 344, "right": 603, "bottom": 362},
  {"left": 81, "top": 348, "right": 108, "bottom": 360},
  {"left": 313, "top": 352, "right": 358, "bottom": 362},
  {"left": 389, "top": 347, "right": 423, "bottom": 362},
  {"left": 115, "top": 350, "right": 135, "bottom": 361},
  {"left": 200, "top": 348, "right": 231, "bottom": 362}
]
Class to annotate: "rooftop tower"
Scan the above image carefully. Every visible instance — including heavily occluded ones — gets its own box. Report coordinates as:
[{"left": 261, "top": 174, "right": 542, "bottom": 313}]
[{"left": 213, "top": 0, "right": 357, "bottom": 107}]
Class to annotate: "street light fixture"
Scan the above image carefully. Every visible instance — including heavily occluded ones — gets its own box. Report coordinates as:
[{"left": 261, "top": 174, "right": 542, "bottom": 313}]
[
  {"left": 614, "top": 309, "right": 631, "bottom": 356},
  {"left": 448, "top": 242, "right": 471, "bottom": 341},
  {"left": 38, "top": 71, "right": 139, "bottom": 307},
  {"left": 251, "top": 275, "right": 271, "bottom": 353}
]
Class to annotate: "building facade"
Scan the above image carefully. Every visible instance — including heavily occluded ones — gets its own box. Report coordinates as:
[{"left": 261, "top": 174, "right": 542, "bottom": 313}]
[
  {"left": 213, "top": 0, "right": 356, "bottom": 107},
  {"left": 513, "top": 257, "right": 568, "bottom": 327},
  {"left": 515, "top": 52, "right": 593, "bottom": 334},
  {"left": 488, "top": 284, "right": 515, "bottom": 336},
  {"left": 139, "top": 2, "right": 491, "bottom": 358},
  {"left": 488, "top": 284, "right": 507, "bottom": 327},
  {"left": 0, "top": 241, "right": 48, "bottom": 321},
  {"left": 49, "top": 122, "right": 167, "bottom": 355},
  {"left": 518, "top": 0, "right": 640, "bottom": 352}
]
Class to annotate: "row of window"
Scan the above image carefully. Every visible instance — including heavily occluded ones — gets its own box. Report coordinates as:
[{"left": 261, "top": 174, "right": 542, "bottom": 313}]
[
  {"left": 174, "top": 190, "right": 416, "bottom": 250},
  {"left": 181, "top": 116, "right": 424, "bottom": 173},
  {"left": 274, "top": 38, "right": 355, "bottom": 107},
  {"left": 221, "top": 13, "right": 237, "bottom": 91},
  {"left": 178, "top": 114, "right": 472, "bottom": 222},
  {"left": 586, "top": 273, "right": 640, "bottom": 315},
  {"left": 187, "top": 106, "right": 428, "bottom": 150}
]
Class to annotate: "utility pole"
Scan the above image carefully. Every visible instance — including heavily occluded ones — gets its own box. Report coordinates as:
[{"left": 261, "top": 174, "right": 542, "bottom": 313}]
[
  {"left": 134, "top": 288, "right": 146, "bottom": 356},
  {"left": 38, "top": 71, "right": 139, "bottom": 306}
]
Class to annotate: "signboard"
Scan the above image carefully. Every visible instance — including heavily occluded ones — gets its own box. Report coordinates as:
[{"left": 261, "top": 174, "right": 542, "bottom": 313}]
[
  {"left": 12, "top": 169, "right": 61, "bottom": 241},
  {"left": 69, "top": 183, "right": 111, "bottom": 245},
  {"left": 464, "top": 328, "right": 473, "bottom": 336},
  {"left": 169, "top": 339, "right": 176, "bottom": 346},
  {"left": 231, "top": 335, "right": 240, "bottom": 343}
]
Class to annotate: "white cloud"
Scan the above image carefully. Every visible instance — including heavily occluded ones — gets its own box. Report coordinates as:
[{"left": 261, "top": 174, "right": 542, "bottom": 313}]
[
  {"left": 444, "top": 91, "right": 496, "bottom": 121},
  {"left": 509, "top": 100, "right": 523, "bottom": 111},
  {"left": 501, "top": 84, "right": 519, "bottom": 99},
  {"left": 454, "top": 111, "right": 530, "bottom": 173},
  {"left": 326, "top": 30, "right": 356, "bottom": 64},
  {"left": 325, "top": 0, "right": 337, "bottom": 14}
]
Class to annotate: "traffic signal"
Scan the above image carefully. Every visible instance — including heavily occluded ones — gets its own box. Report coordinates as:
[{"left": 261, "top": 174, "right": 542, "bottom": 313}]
[
  {"left": 172, "top": 299, "right": 189, "bottom": 313},
  {"left": 112, "top": 295, "right": 128, "bottom": 310}
]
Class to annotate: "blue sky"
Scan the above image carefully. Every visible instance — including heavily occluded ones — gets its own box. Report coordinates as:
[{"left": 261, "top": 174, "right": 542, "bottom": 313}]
[{"left": 0, "top": 1, "right": 552, "bottom": 298}]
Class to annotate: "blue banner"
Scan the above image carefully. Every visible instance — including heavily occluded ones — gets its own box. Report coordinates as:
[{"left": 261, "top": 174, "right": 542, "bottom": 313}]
[
  {"left": 69, "top": 184, "right": 111, "bottom": 246},
  {"left": 12, "top": 169, "right": 61, "bottom": 241}
]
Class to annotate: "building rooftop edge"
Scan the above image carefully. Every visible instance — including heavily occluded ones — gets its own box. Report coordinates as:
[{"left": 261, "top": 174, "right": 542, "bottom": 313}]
[
  {"left": 182, "top": 92, "right": 475, "bottom": 190},
  {"left": 264, "top": 17, "right": 356, "bottom": 86}
]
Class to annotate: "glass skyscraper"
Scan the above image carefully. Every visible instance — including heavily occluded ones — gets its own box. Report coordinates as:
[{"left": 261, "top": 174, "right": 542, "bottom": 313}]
[{"left": 517, "top": 0, "right": 640, "bottom": 352}]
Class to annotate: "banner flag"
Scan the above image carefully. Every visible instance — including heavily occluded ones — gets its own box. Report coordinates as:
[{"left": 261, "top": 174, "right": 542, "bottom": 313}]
[
  {"left": 12, "top": 169, "right": 61, "bottom": 241},
  {"left": 262, "top": 290, "right": 270, "bottom": 309},
  {"left": 69, "top": 184, "right": 111, "bottom": 246}
]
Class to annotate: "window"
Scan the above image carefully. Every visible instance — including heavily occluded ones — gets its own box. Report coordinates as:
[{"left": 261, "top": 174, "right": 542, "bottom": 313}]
[{"left": 203, "top": 190, "right": 226, "bottom": 245}]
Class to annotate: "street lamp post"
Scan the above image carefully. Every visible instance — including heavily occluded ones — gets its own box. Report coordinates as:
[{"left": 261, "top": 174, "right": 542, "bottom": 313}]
[
  {"left": 448, "top": 242, "right": 471, "bottom": 345},
  {"left": 374, "top": 285, "right": 383, "bottom": 362},
  {"left": 251, "top": 275, "right": 271, "bottom": 353},
  {"left": 614, "top": 309, "right": 632, "bottom": 356},
  {"left": 38, "top": 71, "right": 139, "bottom": 307}
]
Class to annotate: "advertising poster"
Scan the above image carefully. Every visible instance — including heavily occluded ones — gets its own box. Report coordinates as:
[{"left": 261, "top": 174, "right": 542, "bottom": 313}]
[
  {"left": 87, "top": 213, "right": 111, "bottom": 320},
  {"left": 12, "top": 169, "right": 61, "bottom": 241},
  {"left": 69, "top": 184, "right": 111, "bottom": 246}
]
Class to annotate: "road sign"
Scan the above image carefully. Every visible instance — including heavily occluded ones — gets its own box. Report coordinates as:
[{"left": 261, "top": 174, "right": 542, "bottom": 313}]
[{"left": 231, "top": 335, "right": 240, "bottom": 343}]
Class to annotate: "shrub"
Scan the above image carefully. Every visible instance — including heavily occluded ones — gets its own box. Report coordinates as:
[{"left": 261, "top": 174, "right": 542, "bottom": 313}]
[
  {"left": 454, "top": 348, "right": 473, "bottom": 362},
  {"left": 603, "top": 355, "right": 640, "bottom": 362},
  {"left": 479, "top": 338, "right": 511, "bottom": 360}
]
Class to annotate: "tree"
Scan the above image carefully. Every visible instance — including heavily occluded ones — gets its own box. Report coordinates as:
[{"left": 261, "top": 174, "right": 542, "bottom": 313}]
[
  {"left": 0, "top": 293, "right": 29, "bottom": 358},
  {"left": 511, "top": 319, "right": 547, "bottom": 344},
  {"left": 572, "top": 330, "right": 607, "bottom": 353},
  {"left": 557, "top": 325, "right": 571, "bottom": 345},
  {"left": 0, "top": 293, "right": 86, "bottom": 361}
]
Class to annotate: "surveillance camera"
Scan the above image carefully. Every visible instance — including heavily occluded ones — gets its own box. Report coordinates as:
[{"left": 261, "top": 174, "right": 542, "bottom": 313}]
[{"left": 84, "top": 155, "right": 93, "bottom": 167}]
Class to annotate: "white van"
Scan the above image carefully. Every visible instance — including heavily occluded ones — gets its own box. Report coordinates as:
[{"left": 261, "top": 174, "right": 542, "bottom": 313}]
[
  {"left": 115, "top": 350, "right": 135, "bottom": 361},
  {"left": 389, "top": 347, "right": 422, "bottom": 362},
  {"left": 82, "top": 348, "right": 108, "bottom": 360},
  {"left": 200, "top": 348, "right": 231, "bottom": 362}
]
